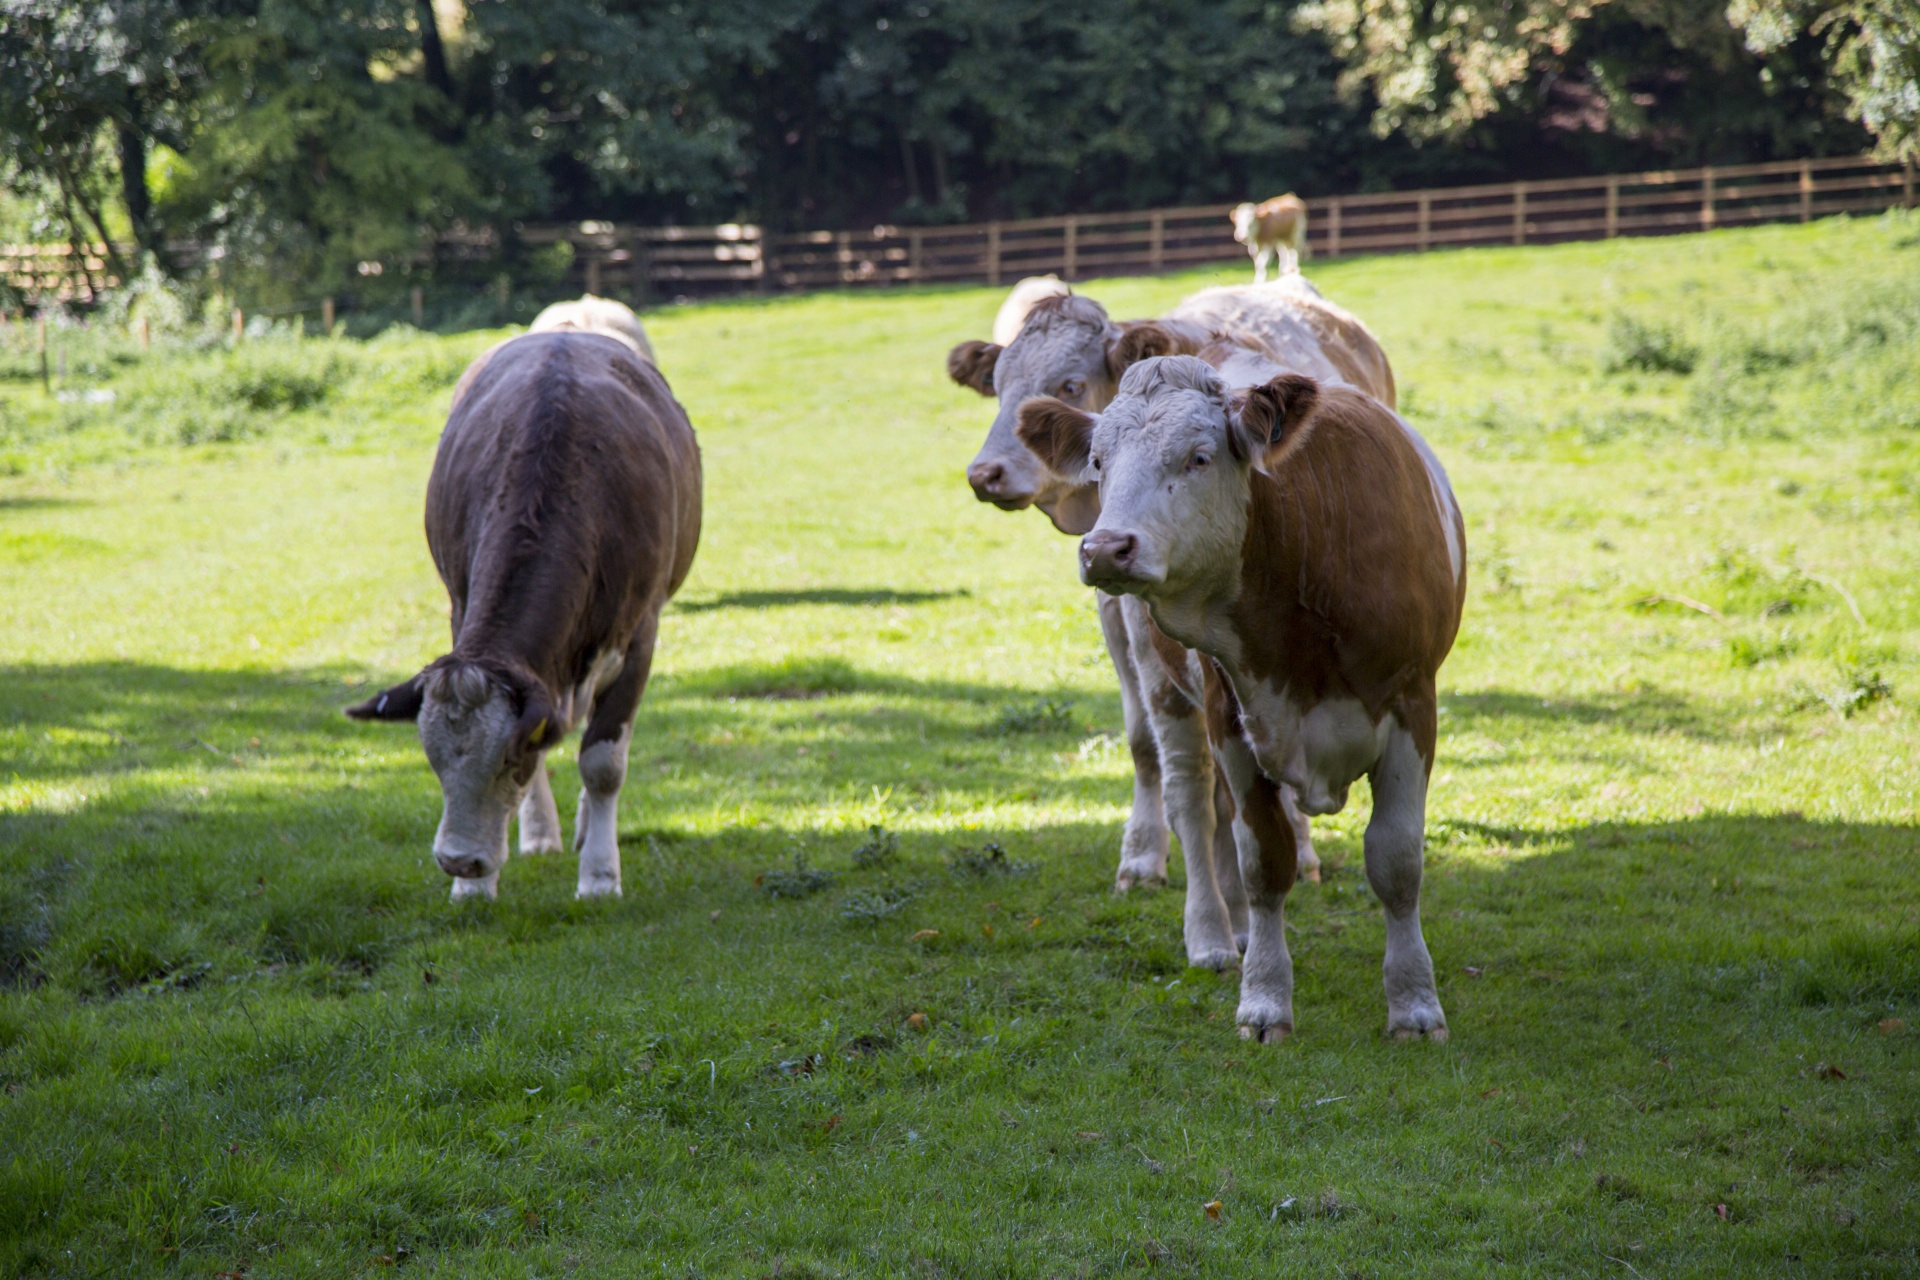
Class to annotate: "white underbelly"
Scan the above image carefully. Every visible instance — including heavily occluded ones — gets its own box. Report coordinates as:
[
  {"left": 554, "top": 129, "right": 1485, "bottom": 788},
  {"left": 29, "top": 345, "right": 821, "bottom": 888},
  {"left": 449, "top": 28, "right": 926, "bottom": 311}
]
[{"left": 1238, "top": 684, "right": 1389, "bottom": 815}]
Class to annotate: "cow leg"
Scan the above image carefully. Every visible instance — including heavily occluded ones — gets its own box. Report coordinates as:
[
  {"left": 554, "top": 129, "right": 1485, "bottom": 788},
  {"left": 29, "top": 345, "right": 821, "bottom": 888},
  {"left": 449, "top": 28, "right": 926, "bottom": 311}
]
[
  {"left": 573, "top": 618, "right": 659, "bottom": 899},
  {"left": 1218, "top": 735, "right": 1297, "bottom": 1042},
  {"left": 518, "top": 762, "right": 563, "bottom": 854},
  {"left": 1151, "top": 702, "right": 1235, "bottom": 971},
  {"left": 1211, "top": 771, "right": 1249, "bottom": 953},
  {"left": 1365, "top": 724, "right": 1447, "bottom": 1041},
  {"left": 1099, "top": 591, "right": 1169, "bottom": 891},
  {"left": 1251, "top": 245, "right": 1268, "bottom": 286},
  {"left": 1283, "top": 784, "right": 1320, "bottom": 883}
]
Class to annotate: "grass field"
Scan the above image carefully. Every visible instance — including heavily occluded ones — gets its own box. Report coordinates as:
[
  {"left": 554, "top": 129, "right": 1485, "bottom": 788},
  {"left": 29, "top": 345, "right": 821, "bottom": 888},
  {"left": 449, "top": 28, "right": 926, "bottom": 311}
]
[{"left": 3, "top": 213, "right": 1919, "bottom": 1277}]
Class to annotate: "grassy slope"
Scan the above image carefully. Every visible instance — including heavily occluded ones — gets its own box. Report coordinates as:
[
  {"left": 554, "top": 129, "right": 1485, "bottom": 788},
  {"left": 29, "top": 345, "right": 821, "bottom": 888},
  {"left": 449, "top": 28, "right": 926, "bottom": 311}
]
[{"left": 2, "top": 215, "right": 1919, "bottom": 1277}]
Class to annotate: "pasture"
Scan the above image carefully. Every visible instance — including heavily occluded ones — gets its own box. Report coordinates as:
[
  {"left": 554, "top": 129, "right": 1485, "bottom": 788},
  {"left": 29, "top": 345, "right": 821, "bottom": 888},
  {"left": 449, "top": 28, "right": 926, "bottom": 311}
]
[{"left": 3, "top": 214, "right": 1919, "bottom": 1277}]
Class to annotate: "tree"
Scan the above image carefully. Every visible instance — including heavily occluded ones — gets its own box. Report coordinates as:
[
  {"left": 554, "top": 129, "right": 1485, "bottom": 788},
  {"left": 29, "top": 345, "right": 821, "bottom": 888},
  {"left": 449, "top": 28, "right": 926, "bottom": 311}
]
[{"left": 1295, "top": 0, "right": 1913, "bottom": 159}]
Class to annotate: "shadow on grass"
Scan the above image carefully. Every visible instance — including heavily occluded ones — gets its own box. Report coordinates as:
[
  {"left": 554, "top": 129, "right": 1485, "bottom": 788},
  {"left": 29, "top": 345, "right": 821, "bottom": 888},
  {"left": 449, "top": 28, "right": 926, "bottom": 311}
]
[
  {"left": 673, "top": 587, "right": 969, "bottom": 613},
  {"left": 1443, "top": 685, "right": 1749, "bottom": 742},
  {"left": 0, "top": 496, "right": 91, "bottom": 513}
]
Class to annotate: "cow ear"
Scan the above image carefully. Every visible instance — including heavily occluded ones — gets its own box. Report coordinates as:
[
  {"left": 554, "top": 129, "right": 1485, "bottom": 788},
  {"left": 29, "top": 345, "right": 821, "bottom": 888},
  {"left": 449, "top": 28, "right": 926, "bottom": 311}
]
[
  {"left": 946, "top": 340, "right": 1002, "bottom": 396},
  {"left": 345, "top": 673, "right": 426, "bottom": 721},
  {"left": 1107, "top": 324, "right": 1176, "bottom": 381},
  {"left": 1231, "top": 374, "right": 1319, "bottom": 465},
  {"left": 508, "top": 687, "right": 560, "bottom": 783},
  {"left": 1016, "top": 396, "right": 1096, "bottom": 479}
]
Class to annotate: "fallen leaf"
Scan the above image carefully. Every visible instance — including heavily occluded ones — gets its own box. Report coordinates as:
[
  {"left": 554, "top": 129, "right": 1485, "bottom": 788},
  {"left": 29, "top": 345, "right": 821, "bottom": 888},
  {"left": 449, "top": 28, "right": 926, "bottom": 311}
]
[
  {"left": 1487, "top": 1138, "right": 1505, "bottom": 1151},
  {"left": 248, "top": 737, "right": 262, "bottom": 748},
  {"left": 1814, "top": 1061, "right": 1847, "bottom": 1080},
  {"left": 907, "top": 1012, "right": 929, "bottom": 1032},
  {"left": 709, "top": 909, "right": 722, "bottom": 922},
  {"left": 822, "top": 1114, "right": 842, "bottom": 1133},
  {"left": 1480, "top": 1088, "right": 1501, "bottom": 1099},
  {"left": 981, "top": 922, "right": 996, "bottom": 939},
  {"left": 373, "top": 1255, "right": 395, "bottom": 1266},
  {"left": 1026, "top": 915, "right": 1042, "bottom": 930},
  {"left": 1878, "top": 1018, "right": 1906, "bottom": 1035},
  {"left": 1714, "top": 1203, "right": 1729, "bottom": 1222},
  {"left": 522, "top": 1210, "right": 542, "bottom": 1229},
  {"left": 909, "top": 929, "right": 940, "bottom": 942},
  {"left": 984, "top": 901, "right": 1000, "bottom": 911},
  {"left": 1655, "top": 1056, "right": 1673, "bottom": 1072},
  {"left": 1074, "top": 1130, "right": 1101, "bottom": 1142},
  {"left": 1203, "top": 1200, "right": 1224, "bottom": 1221},
  {"left": 1463, "top": 966, "right": 1484, "bottom": 977}
]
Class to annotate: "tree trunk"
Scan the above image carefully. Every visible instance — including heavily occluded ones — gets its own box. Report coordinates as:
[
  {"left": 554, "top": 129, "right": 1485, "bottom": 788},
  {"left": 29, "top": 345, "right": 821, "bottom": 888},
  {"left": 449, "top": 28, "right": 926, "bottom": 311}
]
[
  {"left": 117, "top": 119, "right": 152, "bottom": 263},
  {"left": 418, "top": 0, "right": 454, "bottom": 97}
]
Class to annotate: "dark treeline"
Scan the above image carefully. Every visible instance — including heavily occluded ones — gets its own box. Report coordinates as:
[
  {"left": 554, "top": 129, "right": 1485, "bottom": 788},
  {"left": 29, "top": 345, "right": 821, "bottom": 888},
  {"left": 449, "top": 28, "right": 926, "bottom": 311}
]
[{"left": 0, "top": 0, "right": 1875, "bottom": 301}]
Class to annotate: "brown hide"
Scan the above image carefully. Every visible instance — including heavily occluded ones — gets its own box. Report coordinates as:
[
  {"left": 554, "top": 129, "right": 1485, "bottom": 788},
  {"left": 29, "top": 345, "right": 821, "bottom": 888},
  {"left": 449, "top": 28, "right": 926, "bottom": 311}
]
[
  {"left": 424, "top": 332, "right": 702, "bottom": 739},
  {"left": 1228, "top": 384, "right": 1464, "bottom": 764},
  {"left": 1294, "top": 302, "right": 1397, "bottom": 409}
]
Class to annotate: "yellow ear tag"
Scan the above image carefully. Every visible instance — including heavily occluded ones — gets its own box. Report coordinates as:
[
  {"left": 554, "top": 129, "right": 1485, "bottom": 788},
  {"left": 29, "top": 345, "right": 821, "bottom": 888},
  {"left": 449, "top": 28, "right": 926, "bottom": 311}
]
[{"left": 528, "top": 718, "right": 548, "bottom": 746}]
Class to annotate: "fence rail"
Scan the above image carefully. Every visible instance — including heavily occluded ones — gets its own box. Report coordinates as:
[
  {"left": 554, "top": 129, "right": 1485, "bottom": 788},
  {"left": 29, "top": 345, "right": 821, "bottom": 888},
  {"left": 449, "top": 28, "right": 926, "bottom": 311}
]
[{"left": 5, "top": 154, "right": 1913, "bottom": 308}]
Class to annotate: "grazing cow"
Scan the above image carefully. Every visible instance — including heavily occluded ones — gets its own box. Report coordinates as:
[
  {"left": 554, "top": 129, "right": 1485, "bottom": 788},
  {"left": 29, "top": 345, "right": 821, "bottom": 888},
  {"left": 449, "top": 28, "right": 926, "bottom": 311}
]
[
  {"left": 347, "top": 298, "right": 701, "bottom": 902},
  {"left": 1231, "top": 195, "right": 1309, "bottom": 283},
  {"left": 946, "top": 281, "right": 1396, "bottom": 968},
  {"left": 992, "top": 275, "right": 1073, "bottom": 347},
  {"left": 1018, "top": 355, "right": 1465, "bottom": 1041}
]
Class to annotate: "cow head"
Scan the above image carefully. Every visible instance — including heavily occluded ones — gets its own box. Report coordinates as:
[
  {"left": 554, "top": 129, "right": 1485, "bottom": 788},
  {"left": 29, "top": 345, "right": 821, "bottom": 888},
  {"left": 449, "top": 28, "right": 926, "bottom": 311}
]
[
  {"left": 347, "top": 659, "right": 559, "bottom": 898},
  {"left": 947, "top": 294, "right": 1146, "bottom": 535},
  {"left": 1231, "top": 203, "right": 1259, "bottom": 247},
  {"left": 1016, "top": 356, "right": 1319, "bottom": 596}
]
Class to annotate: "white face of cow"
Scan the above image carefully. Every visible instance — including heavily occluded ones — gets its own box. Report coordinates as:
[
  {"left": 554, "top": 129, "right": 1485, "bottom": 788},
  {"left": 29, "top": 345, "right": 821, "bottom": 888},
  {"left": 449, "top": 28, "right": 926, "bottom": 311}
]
[
  {"left": 1231, "top": 203, "right": 1258, "bottom": 246},
  {"left": 954, "top": 296, "right": 1118, "bottom": 532},
  {"left": 1078, "top": 360, "right": 1253, "bottom": 596},
  {"left": 416, "top": 664, "right": 542, "bottom": 886}
]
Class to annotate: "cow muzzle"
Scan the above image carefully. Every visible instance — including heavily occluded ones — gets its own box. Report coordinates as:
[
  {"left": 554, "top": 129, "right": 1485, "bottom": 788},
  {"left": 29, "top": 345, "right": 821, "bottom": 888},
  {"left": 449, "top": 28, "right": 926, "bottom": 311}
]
[
  {"left": 435, "top": 847, "right": 501, "bottom": 880},
  {"left": 967, "top": 461, "right": 1032, "bottom": 509},
  {"left": 1080, "top": 529, "right": 1154, "bottom": 589}
]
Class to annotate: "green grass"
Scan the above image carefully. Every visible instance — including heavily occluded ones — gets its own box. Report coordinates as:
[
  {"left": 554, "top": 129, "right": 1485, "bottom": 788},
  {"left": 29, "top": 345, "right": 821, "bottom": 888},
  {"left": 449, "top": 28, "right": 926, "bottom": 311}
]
[{"left": 4, "top": 213, "right": 1920, "bottom": 1277}]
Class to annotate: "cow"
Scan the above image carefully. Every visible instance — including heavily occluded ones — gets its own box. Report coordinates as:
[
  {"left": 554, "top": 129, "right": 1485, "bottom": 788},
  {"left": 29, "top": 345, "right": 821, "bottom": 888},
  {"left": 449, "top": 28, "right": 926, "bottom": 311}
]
[
  {"left": 346, "top": 297, "right": 702, "bottom": 902},
  {"left": 946, "top": 279, "right": 1397, "bottom": 969},
  {"left": 1231, "top": 195, "right": 1309, "bottom": 284},
  {"left": 1017, "top": 354, "right": 1465, "bottom": 1042}
]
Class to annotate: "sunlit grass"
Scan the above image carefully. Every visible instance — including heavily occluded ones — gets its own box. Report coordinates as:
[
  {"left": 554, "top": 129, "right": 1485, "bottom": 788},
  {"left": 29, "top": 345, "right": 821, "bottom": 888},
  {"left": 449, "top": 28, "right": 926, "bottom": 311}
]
[{"left": 2, "top": 213, "right": 1918, "bottom": 1276}]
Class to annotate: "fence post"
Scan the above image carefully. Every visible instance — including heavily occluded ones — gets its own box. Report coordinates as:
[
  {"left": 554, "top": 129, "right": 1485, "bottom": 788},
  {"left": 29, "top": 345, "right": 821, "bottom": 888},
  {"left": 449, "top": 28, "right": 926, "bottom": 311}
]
[
  {"left": 411, "top": 285, "right": 424, "bottom": 327},
  {"left": 909, "top": 229, "right": 924, "bottom": 282},
  {"left": 1417, "top": 193, "right": 1431, "bottom": 251},
  {"left": 633, "top": 237, "right": 654, "bottom": 303},
  {"left": 1605, "top": 177, "right": 1619, "bottom": 238},
  {"left": 986, "top": 222, "right": 1001, "bottom": 286},
  {"left": 1328, "top": 198, "right": 1341, "bottom": 258},
  {"left": 232, "top": 307, "right": 244, "bottom": 343},
  {"left": 37, "top": 315, "right": 48, "bottom": 394},
  {"left": 321, "top": 296, "right": 335, "bottom": 332},
  {"left": 752, "top": 226, "right": 770, "bottom": 294},
  {"left": 1063, "top": 217, "right": 1078, "bottom": 281},
  {"left": 138, "top": 316, "right": 150, "bottom": 352},
  {"left": 585, "top": 257, "right": 602, "bottom": 297},
  {"left": 836, "top": 230, "right": 852, "bottom": 285},
  {"left": 1149, "top": 211, "right": 1164, "bottom": 272},
  {"left": 1512, "top": 183, "right": 1527, "bottom": 245},
  {"left": 1905, "top": 157, "right": 1914, "bottom": 209},
  {"left": 1701, "top": 165, "right": 1716, "bottom": 230},
  {"left": 1798, "top": 162, "right": 1813, "bottom": 222}
]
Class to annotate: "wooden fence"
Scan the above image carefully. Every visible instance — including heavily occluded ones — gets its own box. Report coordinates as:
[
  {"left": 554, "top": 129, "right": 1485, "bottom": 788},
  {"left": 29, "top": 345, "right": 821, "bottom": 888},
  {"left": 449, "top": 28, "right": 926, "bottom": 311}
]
[
  {"left": 5, "top": 154, "right": 1913, "bottom": 306},
  {"left": 512, "top": 153, "right": 1913, "bottom": 298}
]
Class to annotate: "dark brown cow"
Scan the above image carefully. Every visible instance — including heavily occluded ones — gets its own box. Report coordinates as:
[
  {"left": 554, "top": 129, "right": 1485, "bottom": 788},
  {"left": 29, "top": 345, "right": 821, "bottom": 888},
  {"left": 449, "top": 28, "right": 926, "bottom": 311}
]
[
  {"left": 1019, "top": 355, "right": 1465, "bottom": 1041},
  {"left": 348, "top": 301, "right": 701, "bottom": 901}
]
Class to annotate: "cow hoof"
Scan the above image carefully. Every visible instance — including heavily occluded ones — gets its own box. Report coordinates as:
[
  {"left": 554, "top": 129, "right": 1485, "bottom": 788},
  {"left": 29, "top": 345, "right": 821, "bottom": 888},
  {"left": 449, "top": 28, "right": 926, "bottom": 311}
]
[
  {"left": 1114, "top": 870, "right": 1169, "bottom": 893},
  {"left": 1234, "top": 932, "right": 1249, "bottom": 954},
  {"left": 1388, "top": 1001, "right": 1448, "bottom": 1042},
  {"left": 520, "top": 837, "right": 563, "bottom": 856},
  {"left": 1189, "top": 946, "right": 1241, "bottom": 973},
  {"left": 576, "top": 878, "right": 623, "bottom": 899},
  {"left": 1297, "top": 862, "right": 1321, "bottom": 884},
  {"left": 1391, "top": 1023, "right": 1448, "bottom": 1043},
  {"left": 449, "top": 873, "right": 498, "bottom": 903},
  {"left": 1237, "top": 1021, "right": 1293, "bottom": 1044}
]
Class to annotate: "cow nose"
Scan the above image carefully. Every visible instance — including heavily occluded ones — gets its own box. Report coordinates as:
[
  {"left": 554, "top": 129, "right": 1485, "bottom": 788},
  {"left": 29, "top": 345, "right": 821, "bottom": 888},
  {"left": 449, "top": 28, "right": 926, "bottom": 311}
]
[
  {"left": 1080, "top": 530, "right": 1139, "bottom": 584},
  {"left": 967, "top": 462, "right": 1007, "bottom": 501},
  {"left": 436, "top": 851, "right": 488, "bottom": 879}
]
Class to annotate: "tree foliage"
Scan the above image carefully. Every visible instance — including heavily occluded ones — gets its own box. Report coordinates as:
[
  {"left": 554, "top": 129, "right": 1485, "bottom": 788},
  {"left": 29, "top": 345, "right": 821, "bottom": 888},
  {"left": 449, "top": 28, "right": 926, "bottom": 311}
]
[{"left": 0, "top": 0, "right": 1894, "bottom": 301}]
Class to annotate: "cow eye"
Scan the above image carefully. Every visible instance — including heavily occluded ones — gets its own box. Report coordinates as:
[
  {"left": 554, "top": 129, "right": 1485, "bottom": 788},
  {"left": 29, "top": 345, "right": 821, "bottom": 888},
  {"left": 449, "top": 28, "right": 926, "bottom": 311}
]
[
  {"left": 1060, "top": 377, "right": 1086, "bottom": 399},
  {"left": 1189, "top": 451, "right": 1210, "bottom": 470},
  {"left": 1090, "top": 455, "right": 1102, "bottom": 472}
]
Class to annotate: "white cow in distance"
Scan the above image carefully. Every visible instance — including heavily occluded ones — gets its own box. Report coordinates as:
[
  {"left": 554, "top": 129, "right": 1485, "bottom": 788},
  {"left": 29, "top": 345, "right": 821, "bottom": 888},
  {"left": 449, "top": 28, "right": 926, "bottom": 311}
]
[{"left": 1231, "top": 195, "right": 1309, "bottom": 283}]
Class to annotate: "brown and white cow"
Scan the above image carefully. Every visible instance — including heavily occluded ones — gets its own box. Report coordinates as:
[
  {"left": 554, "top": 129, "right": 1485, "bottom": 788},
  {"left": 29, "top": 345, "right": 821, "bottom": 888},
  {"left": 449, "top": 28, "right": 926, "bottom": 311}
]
[
  {"left": 1231, "top": 195, "right": 1308, "bottom": 283},
  {"left": 347, "top": 298, "right": 701, "bottom": 901},
  {"left": 1018, "top": 355, "right": 1464, "bottom": 1041},
  {"left": 947, "top": 280, "right": 1397, "bottom": 969}
]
